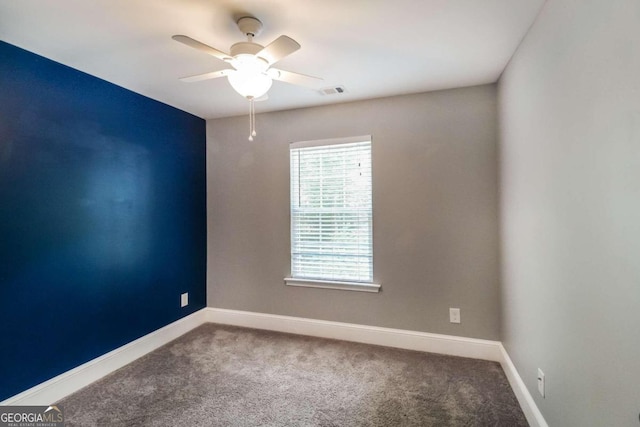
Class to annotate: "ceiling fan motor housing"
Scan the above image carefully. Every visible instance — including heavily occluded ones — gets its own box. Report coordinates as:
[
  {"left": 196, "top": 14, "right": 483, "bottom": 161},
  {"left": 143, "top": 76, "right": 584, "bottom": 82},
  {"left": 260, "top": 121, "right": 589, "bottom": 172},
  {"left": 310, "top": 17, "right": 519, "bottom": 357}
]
[{"left": 230, "top": 41, "right": 263, "bottom": 57}]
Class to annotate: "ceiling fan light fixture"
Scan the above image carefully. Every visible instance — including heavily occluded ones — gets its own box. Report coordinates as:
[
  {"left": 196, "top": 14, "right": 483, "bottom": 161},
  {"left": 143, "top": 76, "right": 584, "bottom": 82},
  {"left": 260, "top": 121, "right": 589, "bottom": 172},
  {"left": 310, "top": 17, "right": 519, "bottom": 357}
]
[
  {"left": 227, "top": 69, "right": 272, "bottom": 99},
  {"left": 226, "top": 66, "right": 272, "bottom": 141},
  {"left": 227, "top": 53, "right": 272, "bottom": 99}
]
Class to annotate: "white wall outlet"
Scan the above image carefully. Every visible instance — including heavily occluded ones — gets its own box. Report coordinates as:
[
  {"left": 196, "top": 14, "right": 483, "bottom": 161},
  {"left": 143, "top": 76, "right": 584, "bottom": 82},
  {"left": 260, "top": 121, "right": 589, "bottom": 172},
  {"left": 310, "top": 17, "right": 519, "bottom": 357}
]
[
  {"left": 537, "top": 368, "right": 545, "bottom": 397},
  {"left": 180, "top": 292, "right": 189, "bottom": 308},
  {"left": 449, "top": 308, "right": 461, "bottom": 324}
]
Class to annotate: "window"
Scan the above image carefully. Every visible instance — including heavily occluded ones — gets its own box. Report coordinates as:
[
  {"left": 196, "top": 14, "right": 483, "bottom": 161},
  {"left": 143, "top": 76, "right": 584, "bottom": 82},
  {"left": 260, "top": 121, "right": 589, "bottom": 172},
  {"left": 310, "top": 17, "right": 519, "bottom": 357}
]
[{"left": 286, "top": 135, "right": 379, "bottom": 292}]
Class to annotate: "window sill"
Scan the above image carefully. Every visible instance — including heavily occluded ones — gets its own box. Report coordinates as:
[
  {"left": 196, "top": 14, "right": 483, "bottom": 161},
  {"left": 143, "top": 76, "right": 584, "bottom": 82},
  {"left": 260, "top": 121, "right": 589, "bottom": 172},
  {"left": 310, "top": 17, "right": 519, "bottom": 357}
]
[{"left": 284, "top": 277, "right": 381, "bottom": 293}]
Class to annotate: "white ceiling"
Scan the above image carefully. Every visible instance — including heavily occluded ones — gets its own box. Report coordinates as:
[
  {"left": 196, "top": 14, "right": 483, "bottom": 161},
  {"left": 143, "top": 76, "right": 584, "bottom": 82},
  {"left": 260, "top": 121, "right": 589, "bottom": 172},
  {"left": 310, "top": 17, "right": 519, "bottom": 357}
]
[{"left": 0, "top": 0, "right": 544, "bottom": 119}]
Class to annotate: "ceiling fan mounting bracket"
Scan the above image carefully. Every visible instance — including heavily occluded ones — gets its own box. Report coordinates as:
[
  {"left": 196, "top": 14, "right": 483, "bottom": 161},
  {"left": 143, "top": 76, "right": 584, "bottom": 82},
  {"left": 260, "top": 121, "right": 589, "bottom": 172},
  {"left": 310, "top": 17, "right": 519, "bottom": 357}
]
[{"left": 237, "top": 16, "right": 263, "bottom": 38}]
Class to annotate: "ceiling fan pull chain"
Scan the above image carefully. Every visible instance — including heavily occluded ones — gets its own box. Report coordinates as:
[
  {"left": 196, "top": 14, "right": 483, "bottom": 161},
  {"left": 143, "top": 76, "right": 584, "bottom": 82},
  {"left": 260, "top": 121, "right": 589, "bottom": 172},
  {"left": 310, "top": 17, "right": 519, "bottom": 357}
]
[
  {"left": 248, "top": 97, "right": 254, "bottom": 141},
  {"left": 251, "top": 98, "right": 257, "bottom": 138},
  {"left": 247, "top": 97, "right": 257, "bottom": 141}
]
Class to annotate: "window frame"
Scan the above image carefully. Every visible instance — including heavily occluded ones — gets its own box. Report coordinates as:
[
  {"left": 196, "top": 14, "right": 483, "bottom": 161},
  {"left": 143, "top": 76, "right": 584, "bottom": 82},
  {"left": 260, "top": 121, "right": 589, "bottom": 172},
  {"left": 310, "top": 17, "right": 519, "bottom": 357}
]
[{"left": 284, "top": 135, "right": 380, "bottom": 293}]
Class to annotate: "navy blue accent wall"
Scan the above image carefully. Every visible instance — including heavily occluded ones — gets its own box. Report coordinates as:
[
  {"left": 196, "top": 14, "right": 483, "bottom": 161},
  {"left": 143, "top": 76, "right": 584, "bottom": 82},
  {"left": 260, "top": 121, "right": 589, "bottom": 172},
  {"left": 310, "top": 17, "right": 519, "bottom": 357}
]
[{"left": 0, "top": 41, "right": 206, "bottom": 401}]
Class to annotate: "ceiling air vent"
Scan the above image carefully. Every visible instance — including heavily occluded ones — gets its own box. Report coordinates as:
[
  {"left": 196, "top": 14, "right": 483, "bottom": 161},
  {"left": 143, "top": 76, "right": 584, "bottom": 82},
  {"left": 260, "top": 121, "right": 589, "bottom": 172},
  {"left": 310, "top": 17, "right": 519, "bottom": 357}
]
[{"left": 319, "top": 86, "right": 347, "bottom": 96}]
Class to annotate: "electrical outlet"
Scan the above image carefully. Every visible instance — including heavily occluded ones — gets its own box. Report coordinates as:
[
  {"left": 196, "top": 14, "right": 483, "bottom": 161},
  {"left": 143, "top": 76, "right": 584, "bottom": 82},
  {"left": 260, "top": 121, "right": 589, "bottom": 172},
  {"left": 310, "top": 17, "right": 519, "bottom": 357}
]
[
  {"left": 180, "top": 292, "right": 189, "bottom": 308},
  {"left": 449, "top": 308, "right": 461, "bottom": 324},
  {"left": 537, "top": 368, "right": 545, "bottom": 397}
]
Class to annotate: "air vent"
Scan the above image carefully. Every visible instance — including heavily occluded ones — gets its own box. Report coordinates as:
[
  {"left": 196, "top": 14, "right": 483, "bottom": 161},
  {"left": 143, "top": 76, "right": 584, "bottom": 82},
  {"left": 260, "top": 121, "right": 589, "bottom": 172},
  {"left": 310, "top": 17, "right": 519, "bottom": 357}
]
[{"left": 319, "top": 85, "right": 347, "bottom": 96}]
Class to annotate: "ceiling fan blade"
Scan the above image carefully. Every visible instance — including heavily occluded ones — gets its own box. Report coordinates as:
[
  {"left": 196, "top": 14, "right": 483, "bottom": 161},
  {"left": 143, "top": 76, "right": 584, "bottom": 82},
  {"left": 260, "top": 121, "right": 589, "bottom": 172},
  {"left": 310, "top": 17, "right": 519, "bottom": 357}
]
[
  {"left": 257, "top": 35, "right": 300, "bottom": 65},
  {"left": 172, "top": 35, "right": 231, "bottom": 62},
  {"left": 179, "top": 69, "right": 233, "bottom": 83},
  {"left": 268, "top": 68, "right": 323, "bottom": 89}
]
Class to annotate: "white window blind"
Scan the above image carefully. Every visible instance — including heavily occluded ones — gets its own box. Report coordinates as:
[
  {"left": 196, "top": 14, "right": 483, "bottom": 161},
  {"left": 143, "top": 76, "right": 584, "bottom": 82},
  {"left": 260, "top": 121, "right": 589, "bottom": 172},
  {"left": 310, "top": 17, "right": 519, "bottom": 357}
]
[{"left": 290, "top": 136, "right": 373, "bottom": 283}]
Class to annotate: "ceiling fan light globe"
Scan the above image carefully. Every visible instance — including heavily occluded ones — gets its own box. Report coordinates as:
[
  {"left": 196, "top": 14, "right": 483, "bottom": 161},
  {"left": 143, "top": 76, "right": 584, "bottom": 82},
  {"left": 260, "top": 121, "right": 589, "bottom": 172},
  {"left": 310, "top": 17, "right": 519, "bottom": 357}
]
[
  {"left": 227, "top": 70, "right": 272, "bottom": 99},
  {"left": 231, "top": 53, "right": 269, "bottom": 73}
]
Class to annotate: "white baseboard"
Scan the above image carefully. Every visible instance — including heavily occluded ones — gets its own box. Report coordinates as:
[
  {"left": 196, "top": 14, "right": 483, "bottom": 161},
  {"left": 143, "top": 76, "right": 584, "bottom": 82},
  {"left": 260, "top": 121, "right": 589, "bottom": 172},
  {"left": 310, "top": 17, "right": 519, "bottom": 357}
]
[
  {"left": 499, "top": 344, "right": 549, "bottom": 427},
  {"left": 205, "top": 307, "right": 502, "bottom": 362},
  {"left": 1, "top": 309, "right": 208, "bottom": 406}
]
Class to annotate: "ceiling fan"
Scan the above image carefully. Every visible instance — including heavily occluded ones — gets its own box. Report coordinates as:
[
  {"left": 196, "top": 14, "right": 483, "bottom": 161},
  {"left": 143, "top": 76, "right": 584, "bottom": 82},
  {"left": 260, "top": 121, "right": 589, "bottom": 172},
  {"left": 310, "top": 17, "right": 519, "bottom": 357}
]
[{"left": 172, "top": 17, "right": 323, "bottom": 140}]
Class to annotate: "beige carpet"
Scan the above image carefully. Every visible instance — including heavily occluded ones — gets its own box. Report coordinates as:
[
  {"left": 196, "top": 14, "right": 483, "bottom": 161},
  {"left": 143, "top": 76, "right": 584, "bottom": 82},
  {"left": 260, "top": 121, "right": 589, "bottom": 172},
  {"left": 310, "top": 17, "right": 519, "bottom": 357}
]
[{"left": 59, "top": 324, "right": 528, "bottom": 426}]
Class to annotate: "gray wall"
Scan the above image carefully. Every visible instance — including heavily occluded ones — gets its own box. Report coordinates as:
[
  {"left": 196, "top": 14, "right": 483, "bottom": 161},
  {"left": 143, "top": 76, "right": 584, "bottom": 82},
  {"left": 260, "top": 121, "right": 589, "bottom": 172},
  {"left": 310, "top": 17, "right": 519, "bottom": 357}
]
[
  {"left": 499, "top": 0, "right": 640, "bottom": 425},
  {"left": 207, "top": 85, "right": 501, "bottom": 340}
]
